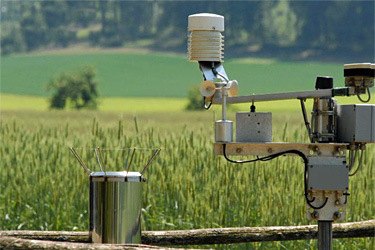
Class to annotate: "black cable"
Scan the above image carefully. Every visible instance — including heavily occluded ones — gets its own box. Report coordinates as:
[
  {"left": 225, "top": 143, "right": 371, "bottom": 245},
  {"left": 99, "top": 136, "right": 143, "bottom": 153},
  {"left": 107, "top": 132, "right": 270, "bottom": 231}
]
[
  {"left": 211, "top": 62, "right": 229, "bottom": 82},
  {"left": 216, "top": 72, "right": 229, "bottom": 82},
  {"left": 357, "top": 86, "right": 371, "bottom": 103},
  {"left": 349, "top": 149, "right": 364, "bottom": 176},
  {"left": 343, "top": 192, "right": 350, "bottom": 205},
  {"left": 306, "top": 197, "right": 329, "bottom": 210},
  {"left": 211, "top": 62, "right": 218, "bottom": 75},
  {"left": 223, "top": 144, "right": 329, "bottom": 210},
  {"left": 299, "top": 99, "right": 313, "bottom": 142},
  {"left": 203, "top": 96, "right": 212, "bottom": 110},
  {"left": 223, "top": 143, "right": 308, "bottom": 164}
]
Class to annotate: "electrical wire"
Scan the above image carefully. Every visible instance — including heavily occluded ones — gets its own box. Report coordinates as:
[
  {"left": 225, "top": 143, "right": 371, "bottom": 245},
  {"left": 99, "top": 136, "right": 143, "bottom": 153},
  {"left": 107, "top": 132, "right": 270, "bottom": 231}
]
[
  {"left": 347, "top": 149, "right": 358, "bottom": 171},
  {"left": 357, "top": 86, "right": 371, "bottom": 103},
  {"left": 211, "top": 62, "right": 229, "bottom": 82},
  {"left": 306, "top": 197, "right": 329, "bottom": 210},
  {"left": 343, "top": 192, "right": 350, "bottom": 205},
  {"left": 203, "top": 96, "right": 212, "bottom": 110},
  {"left": 349, "top": 148, "right": 364, "bottom": 176},
  {"left": 222, "top": 143, "right": 308, "bottom": 164},
  {"left": 216, "top": 72, "right": 229, "bottom": 83},
  {"left": 299, "top": 99, "right": 313, "bottom": 142},
  {"left": 222, "top": 144, "right": 329, "bottom": 209}
]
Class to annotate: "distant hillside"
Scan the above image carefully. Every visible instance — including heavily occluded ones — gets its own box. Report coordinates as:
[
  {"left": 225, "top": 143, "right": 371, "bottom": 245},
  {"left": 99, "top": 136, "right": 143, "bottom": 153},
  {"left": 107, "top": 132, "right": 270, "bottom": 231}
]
[{"left": 1, "top": 51, "right": 345, "bottom": 98}]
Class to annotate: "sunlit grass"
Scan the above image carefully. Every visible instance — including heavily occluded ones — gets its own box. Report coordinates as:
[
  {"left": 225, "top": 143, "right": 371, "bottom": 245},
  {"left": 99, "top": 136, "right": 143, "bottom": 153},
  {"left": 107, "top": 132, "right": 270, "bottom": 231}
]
[{"left": 0, "top": 93, "right": 367, "bottom": 114}]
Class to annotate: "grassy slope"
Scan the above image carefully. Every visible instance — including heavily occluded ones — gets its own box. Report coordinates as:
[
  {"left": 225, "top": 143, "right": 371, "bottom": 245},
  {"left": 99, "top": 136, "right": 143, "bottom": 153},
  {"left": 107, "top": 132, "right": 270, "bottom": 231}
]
[
  {"left": 1, "top": 51, "right": 345, "bottom": 98},
  {"left": 1, "top": 52, "right": 201, "bottom": 97}
]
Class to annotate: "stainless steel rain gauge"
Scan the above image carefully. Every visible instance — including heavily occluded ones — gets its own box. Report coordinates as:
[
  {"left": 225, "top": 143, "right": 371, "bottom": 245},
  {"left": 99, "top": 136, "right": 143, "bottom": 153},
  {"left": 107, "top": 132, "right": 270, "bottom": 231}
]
[{"left": 70, "top": 147, "right": 161, "bottom": 244}]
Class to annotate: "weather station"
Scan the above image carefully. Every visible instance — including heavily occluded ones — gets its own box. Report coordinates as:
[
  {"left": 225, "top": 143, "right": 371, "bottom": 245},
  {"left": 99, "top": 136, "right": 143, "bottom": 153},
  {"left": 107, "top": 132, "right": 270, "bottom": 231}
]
[{"left": 188, "top": 13, "right": 375, "bottom": 250}]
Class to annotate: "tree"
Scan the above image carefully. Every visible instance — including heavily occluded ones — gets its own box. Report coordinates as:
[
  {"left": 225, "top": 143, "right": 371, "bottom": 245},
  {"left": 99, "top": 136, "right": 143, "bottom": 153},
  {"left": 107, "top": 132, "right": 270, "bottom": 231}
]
[
  {"left": 186, "top": 85, "right": 203, "bottom": 111},
  {"left": 40, "top": 0, "right": 76, "bottom": 47},
  {"left": 0, "top": 23, "right": 25, "bottom": 55},
  {"left": 46, "top": 66, "right": 99, "bottom": 110},
  {"left": 261, "top": 0, "right": 300, "bottom": 47},
  {"left": 19, "top": 2, "right": 47, "bottom": 51}
]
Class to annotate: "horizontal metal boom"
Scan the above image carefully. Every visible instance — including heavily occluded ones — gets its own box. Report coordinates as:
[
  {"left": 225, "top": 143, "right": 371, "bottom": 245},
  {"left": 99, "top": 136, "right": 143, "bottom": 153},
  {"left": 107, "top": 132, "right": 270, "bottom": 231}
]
[{"left": 212, "top": 87, "right": 351, "bottom": 104}]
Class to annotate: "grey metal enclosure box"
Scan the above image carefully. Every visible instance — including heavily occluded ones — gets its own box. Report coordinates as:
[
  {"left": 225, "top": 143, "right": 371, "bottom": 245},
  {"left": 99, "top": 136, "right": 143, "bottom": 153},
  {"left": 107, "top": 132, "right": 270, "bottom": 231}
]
[
  {"left": 307, "top": 157, "right": 348, "bottom": 191},
  {"left": 236, "top": 112, "right": 272, "bottom": 142},
  {"left": 337, "top": 104, "right": 375, "bottom": 143}
]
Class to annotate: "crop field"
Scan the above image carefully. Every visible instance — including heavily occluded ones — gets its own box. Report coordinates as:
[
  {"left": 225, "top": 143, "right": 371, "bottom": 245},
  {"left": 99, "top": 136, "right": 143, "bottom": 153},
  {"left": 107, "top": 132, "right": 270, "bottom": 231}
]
[
  {"left": 1, "top": 51, "right": 374, "bottom": 249},
  {"left": 1, "top": 110, "right": 374, "bottom": 250}
]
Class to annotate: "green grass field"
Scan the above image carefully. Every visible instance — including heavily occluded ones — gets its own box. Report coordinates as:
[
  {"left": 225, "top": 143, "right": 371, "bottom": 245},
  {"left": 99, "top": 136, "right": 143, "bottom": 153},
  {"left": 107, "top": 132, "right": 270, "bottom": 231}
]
[{"left": 1, "top": 51, "right": 346, "bottom": 98}]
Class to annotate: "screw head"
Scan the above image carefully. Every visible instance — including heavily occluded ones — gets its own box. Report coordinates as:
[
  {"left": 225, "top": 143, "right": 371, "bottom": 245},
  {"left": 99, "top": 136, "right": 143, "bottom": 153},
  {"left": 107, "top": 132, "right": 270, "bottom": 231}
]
[
  {"left": 311, "top": 211, "right": 319, "bottom": 219},
  {"left": 334, "top": 212, "right": 342, "bottom": 220}
]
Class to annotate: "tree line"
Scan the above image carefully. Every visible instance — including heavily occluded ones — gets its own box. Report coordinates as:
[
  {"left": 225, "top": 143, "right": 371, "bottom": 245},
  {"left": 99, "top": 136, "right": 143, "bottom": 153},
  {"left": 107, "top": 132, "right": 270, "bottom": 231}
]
[{"left": 1, "top": 0, "right": 373, "bottom": 57}]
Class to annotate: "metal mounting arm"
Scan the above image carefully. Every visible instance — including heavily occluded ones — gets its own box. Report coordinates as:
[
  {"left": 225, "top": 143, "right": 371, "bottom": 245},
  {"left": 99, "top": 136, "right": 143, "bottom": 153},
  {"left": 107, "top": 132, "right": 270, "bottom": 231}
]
[{"left": 212, "top": 87, "right": 355, "bottom": 104}]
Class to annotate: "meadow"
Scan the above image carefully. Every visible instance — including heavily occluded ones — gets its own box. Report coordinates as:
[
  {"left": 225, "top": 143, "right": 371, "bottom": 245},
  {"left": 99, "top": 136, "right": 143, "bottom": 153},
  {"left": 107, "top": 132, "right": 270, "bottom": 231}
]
[
  {"left": 1, "top": 51, "right": 347, "bottom": 98},
  {"left": 1, "top": 51, "right": 374, "bottom": 249}
]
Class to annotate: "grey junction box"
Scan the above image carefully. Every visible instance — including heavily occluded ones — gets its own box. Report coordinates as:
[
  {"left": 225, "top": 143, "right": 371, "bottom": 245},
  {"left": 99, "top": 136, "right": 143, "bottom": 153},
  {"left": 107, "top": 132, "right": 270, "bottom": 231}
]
[
  {"left": 307, "top": 156, "right": 348, "bottom": 191},
  {"left": 236, "top": 112, "right": 272, "bottom": 142},
  {"left": 336, "top": 104, "right": 375, "bottom": 143}
]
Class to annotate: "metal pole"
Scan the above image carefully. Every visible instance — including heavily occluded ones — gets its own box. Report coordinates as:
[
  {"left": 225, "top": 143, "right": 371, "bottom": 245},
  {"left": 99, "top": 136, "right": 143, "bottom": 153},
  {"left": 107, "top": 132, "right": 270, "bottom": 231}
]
[
  {"left": 318, "top": 220, "right": 333, "bottom": 250},
  {"left": 222, "top": 83, "right": 227, "bottom": 120}
]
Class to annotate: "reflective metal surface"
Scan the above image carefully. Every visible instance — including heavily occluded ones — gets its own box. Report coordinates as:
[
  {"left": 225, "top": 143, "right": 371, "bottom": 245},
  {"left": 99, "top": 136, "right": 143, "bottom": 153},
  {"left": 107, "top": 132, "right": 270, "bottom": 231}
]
[
  {"left": 89, "top": 171, "right": 143, "bottom": 244},
  {"left": 215, "top": 120, "right": 233, "bottom": 142}
]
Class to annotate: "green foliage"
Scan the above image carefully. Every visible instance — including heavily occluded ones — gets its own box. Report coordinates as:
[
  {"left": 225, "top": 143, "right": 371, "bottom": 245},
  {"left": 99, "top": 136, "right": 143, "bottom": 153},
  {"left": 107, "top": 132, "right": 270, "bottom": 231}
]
[
  {"left": 185, "top": 85, "right": 203, "bottom": 111},
  {"left": 0, "top": 23, "right": 25, "bottom": 55},
  {"left": 19, "top": 3, "right": 47, "bottom": 51},
  {"left": 46, "top": 66, "right": 99, "bottom": 110},
  {"left": 261, "top": 0, "right": 300, "bottom": 46},
  {"left": 1, "top": 1, "right": 374, "bottom": 57},
  {"left": 0, "top": 111, "right": 374, "bottom": 250}
]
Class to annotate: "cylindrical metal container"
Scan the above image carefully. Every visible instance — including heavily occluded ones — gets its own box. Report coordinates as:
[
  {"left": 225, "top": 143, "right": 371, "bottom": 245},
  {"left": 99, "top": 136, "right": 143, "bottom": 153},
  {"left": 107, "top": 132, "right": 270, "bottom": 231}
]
[
  {"left": 89, "top": 171, "right": 144, "bottom": 244},
  {"left": 215, "top": 120, "right": 233, "bottom": 142}
]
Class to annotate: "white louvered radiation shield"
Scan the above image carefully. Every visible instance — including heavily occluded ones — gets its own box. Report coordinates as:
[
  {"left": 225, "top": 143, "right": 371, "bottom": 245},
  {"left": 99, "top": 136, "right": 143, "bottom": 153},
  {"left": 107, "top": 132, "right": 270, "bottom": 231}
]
[
  {"left": 188, "top": 13, "right": 224, "bottom": 62},
  {"left": 188, "top": 31, "right": 224, "bottom": 62}
]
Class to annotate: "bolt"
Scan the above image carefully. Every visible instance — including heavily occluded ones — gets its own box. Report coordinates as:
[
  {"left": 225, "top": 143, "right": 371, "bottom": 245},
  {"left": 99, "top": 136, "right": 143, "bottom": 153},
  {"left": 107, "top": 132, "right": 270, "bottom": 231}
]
[
  {"left": 335, "top": 200, "right": 340, "bottom": 205},
  {"left": 337, "top": 147, "right": 345, "bottom": 155},
  {"left": 333, "top": 212, "right": 342, "bottom": 220},
  {"left": 267, "top": 148, "right": 272, "bottom": 153},
  {"left": 236, "top": 148, "right": 242, "bottom": 153},
  {"left": 311, "top": 211, "right": 319, "bottom": 219}
]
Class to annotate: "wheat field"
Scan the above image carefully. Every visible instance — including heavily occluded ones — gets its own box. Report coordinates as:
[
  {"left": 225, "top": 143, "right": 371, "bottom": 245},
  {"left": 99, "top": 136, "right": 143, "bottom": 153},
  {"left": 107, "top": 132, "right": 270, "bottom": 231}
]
[{"left": 0, "top": 110, "right": 374, "bottom": 249}]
